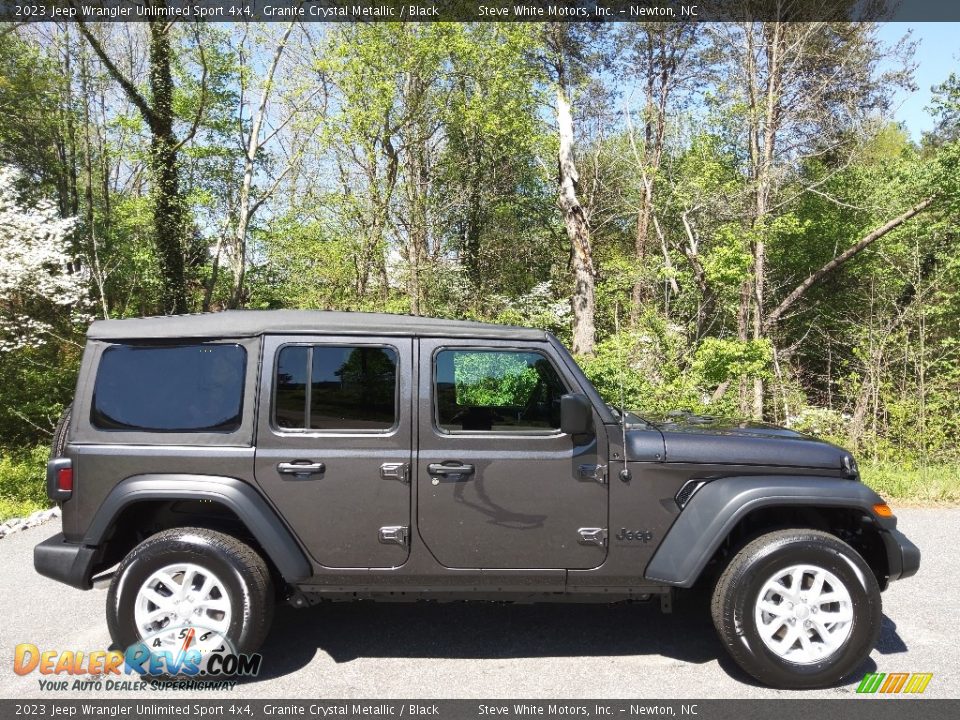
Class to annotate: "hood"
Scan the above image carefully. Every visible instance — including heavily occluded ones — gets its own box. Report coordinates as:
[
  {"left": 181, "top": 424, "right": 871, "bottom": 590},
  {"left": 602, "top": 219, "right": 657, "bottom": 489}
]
[{"left": 629, "top": 411, "right": 856, "bottom": 472}]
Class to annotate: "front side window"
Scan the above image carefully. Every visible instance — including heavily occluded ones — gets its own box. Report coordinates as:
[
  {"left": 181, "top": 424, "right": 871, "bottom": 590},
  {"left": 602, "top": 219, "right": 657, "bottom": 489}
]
[
  {"left": 435, "top": 349, "right": 567, "bottom": 432},
  {"left": 92, "top": 344, "right": 246, "bottom": 432},
  {"left": 274, "top": 345, "right": 398, "bottom": 431}
]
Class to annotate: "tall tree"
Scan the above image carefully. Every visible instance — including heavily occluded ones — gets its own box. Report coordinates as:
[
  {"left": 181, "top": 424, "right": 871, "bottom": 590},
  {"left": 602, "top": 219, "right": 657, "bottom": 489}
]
[
  {"left": 78, "top": 14, "right": 207, "bottom": 314},
  {"left": 543, "top": 24, "right": 598, "bottom": 355},
  {"left": 618, "top": 23, "right": 704, "bottom": 319},
  {"left": 224, "top": 21, "right": 299, "bottom": 309},
  {"left": 716, "top": 20, "right": 912, "bottom": 416}
]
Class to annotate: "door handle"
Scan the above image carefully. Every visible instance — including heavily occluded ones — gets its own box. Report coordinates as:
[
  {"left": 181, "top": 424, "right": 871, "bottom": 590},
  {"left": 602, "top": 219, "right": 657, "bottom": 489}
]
[
  {"left": 428, "top": 462, "right": 475, "bottom": 479},
  {"left": 277, "top": 461, "right": 326, "bottom": 478}
]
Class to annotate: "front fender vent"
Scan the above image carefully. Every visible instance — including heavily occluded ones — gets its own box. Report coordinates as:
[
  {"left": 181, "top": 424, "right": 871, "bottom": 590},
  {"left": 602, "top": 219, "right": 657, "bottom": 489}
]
[{"left": 675, "top": 479, "right": 709, "bottom": 509}]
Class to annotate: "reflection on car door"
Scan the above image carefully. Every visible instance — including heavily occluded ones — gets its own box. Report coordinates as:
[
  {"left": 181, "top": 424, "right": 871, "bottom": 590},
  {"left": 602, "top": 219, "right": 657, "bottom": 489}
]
[
  {"left": 254, "top": 335, "right": 413, "bottom": 569},
  {"left": 416, "top": 338, "right": 609, "bottom": 570}
]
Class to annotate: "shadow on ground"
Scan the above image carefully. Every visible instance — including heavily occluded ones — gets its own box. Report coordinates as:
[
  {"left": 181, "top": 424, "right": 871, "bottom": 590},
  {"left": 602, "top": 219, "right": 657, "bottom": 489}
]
[
  {"left": 241, "top": 598, "right": 907, "bottom": 689},
  {"left": 246, "top": 596, "right": 723, "bottom": 684}
]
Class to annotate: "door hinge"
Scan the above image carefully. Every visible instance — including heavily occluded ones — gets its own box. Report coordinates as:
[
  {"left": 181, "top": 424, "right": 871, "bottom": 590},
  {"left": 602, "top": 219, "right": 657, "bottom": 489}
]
[
  {"left": 378, "top": 525, "right": 408, "bottom": 547},
  {"left": 578, "top": 527, "right": 608, "bottom": 547},
  {"left": 578, "top": 464, "right": 607, "bottom": 484},
  {"left": 379, "top": 462, "right": 410, "bottom": 484}
]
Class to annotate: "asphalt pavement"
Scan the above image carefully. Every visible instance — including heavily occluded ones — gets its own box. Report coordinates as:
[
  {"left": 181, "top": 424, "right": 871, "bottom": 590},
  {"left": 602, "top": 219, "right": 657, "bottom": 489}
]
[{"left": 0, "top": 508, "right": 955, "bottom": 699}]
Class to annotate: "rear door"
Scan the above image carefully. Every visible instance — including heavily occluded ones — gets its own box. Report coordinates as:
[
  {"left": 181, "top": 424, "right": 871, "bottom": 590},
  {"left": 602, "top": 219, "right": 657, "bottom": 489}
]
[
  {"left": 416, "top": 338, "right": 609, "bottom": 569},
  {"left": 254, "top": 335, "right": 412, "bottom": 569}
]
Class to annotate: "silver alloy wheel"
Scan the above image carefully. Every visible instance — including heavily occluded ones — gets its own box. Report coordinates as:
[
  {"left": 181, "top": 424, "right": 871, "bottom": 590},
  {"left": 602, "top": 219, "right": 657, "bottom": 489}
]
[
  {"left": 133, "top": 563, "right": 233, "bottom": 654},
  {"left": 754, "top": 563, "right": 854, "bottom": 665}
]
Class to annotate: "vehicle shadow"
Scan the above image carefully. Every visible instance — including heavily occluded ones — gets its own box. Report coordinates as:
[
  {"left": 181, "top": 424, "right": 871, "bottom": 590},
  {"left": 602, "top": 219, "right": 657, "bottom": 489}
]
[
  {"left": 245, "top": 595, "right": 723, "bottom": 685},
  {"left": 876, "top": 615, "right": 909, "bottom": 655},
  {"left": 242, "top": 599, "right": 908, "bottom": 689}
]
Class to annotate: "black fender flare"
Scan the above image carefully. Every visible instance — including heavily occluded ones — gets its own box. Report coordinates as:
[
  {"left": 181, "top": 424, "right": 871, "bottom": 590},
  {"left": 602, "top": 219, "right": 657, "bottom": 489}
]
[
  {"left": 84, "top": 474, "right": 312, "bottom": 583},
  {"left": 644, "top": 476, "right": 894, "bottom": 587}
]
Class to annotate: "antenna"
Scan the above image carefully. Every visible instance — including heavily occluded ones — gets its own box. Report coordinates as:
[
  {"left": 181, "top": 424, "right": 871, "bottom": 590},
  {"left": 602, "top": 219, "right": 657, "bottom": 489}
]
[{"left": 614, "top": 302, "right": 633, "bottom": 483}]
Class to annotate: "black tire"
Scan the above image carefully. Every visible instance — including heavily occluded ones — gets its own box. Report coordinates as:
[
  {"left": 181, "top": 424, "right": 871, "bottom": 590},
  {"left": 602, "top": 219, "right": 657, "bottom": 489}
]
[
  {"left": 106, "top": 528, "right": 274, "bottom": 664},
  {"left": 711, "top": 528, "right": 882, "bottom": 689},
  {"left": 50, "top": 404, "right": 72, "bottom": 458}
]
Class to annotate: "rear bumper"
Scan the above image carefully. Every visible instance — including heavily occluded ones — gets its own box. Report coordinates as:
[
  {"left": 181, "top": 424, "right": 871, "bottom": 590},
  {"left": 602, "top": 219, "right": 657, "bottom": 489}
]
[
  {"left": 34, "top": 533, "right": 96, "bottom": 590},
  {"left": 882, "top": 527, "right": 920, "bottom": 583}
]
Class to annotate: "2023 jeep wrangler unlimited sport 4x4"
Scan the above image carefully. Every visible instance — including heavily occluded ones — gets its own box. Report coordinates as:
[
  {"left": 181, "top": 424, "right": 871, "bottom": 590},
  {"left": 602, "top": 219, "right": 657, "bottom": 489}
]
[{"left": 35, "top": 310, "right": 919, "bottom": 688}]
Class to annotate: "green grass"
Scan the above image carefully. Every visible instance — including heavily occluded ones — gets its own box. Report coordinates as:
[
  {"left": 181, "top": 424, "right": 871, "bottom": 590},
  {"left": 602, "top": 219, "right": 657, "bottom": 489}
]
[
  {"left": 860, "top": 460, "right": 960, "bottom": 505},
  {"left": 0, "top": 445, "right": 50, "bottom": 522}
]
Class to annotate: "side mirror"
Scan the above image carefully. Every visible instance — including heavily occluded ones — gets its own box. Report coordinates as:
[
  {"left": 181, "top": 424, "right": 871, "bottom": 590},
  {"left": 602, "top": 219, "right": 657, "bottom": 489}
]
[{"left": 560, "top": 393, "right": 593, "bottom": 436}]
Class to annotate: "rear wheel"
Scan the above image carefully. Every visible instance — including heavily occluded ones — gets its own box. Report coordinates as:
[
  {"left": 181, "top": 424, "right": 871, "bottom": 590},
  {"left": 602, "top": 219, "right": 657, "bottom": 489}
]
[
  {"left": 107, "top": 528, "right": 274, "bottom": 673},
  {"left": 711, "top": 528, "right": 881, "bottom": 689}
]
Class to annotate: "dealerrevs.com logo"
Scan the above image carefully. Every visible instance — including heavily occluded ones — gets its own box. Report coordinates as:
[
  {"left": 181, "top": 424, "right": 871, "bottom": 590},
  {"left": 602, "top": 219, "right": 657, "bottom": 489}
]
[
  {"left": 856, "top": 672, "right": 933, "bottom": 694},
  {"left": 14, "top": 626, "right": 262, "bottom": 691}
]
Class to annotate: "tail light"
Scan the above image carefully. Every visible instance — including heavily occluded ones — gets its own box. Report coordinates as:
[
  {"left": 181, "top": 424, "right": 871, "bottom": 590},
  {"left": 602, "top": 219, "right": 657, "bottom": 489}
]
[
  {"left": 57, "top": 467, "right": 73, "bottom": 493},
  {"left": 46, "top": 458, "right": 73, "bottom": 501}
]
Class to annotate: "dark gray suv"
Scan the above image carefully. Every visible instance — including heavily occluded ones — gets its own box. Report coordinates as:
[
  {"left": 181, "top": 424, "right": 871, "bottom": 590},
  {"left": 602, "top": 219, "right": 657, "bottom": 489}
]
[{"left": 35, "top": 310, "right": 919, "bottom": 688}]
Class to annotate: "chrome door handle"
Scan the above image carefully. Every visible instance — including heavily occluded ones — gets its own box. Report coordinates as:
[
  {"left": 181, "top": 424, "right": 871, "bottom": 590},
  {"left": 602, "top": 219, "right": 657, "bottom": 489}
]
[{"left": 277, "top": 461, "right": 326, "bottom": 478}]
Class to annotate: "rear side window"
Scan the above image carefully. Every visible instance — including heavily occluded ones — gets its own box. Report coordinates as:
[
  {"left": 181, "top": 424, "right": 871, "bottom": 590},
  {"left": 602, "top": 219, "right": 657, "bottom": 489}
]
[
  {"left": 91, "top": 344, "right": 246, "bottom": 432},
  {"left": 274, "top": 345, "right": 398, "bottom": 431}
]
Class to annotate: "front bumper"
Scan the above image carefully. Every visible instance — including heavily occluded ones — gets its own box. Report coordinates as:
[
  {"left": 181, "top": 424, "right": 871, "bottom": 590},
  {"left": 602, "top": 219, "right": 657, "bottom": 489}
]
[
  {"left": 882, "top": 527, "right": 921, "bottom": 583},
  {"left": 34, "top": 533, "right": 97, "bottom": 590}
]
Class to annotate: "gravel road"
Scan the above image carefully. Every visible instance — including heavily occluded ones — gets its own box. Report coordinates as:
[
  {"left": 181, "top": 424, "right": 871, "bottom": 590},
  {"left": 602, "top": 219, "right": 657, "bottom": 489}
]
[{"left": 0, "top": 508, "right": 955, "bottom": 699}]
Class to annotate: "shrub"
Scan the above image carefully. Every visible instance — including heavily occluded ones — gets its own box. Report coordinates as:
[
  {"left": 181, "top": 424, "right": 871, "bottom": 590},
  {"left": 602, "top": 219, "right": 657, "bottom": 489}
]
[{"left": 0, "top": 445, "right": 48, "bottom": 521}]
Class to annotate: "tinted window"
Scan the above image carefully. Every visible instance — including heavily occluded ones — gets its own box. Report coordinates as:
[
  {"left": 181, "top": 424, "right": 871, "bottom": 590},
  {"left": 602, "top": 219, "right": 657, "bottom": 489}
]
[
  {"left": 92, "top": 344, "right": 246, "bottom": 432},
  {"left": 435, "top": 350, "right": 567, "bottom": 432},
  {"left": 274, "top": 346, "right": 398, "bottom": 431},
  {"left": 275, "top": 346, "right": 309, "bottom": 429}
]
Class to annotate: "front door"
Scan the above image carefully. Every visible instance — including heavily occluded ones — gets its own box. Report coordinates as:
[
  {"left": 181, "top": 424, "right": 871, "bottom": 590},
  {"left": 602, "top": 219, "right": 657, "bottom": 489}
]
[
  {"left": 416, "top": 339, "right": 608, "bottom": 569},
  {"left": 254, "top": 335, "right": 412, "bottom": 568}
]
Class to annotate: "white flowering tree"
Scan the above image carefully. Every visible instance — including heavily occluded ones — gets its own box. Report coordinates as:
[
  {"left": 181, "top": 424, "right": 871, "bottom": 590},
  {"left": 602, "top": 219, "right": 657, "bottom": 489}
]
[{"left": 0, "top": 166, "right": 87, "bottom": 351}]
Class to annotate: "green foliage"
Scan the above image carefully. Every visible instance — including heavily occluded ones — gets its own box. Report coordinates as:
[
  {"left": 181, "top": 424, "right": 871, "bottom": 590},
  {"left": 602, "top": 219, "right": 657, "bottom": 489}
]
[
  {"left": 0, "top": 445, "right": 48, "bottom": 521},
  {"left": 0, "top": 344, "right": 78, "bottom": 449},
  {"left": 492, "top": 282, "right": 571, "bottom": 341},
  {"left": 784, "top": 407, "right": 849, "bottom": 446},
  {"left": 692, "top": 337, "right": 772, "bottom": 385},
  {"left": 579, "top": 319, "right": 744, "bottom": 419},
  {"left": 452, "top": 353, "right": 539, "bottom": 408},
  {"left": 0, "top": 34, "right": 64, "bottom": 193}
]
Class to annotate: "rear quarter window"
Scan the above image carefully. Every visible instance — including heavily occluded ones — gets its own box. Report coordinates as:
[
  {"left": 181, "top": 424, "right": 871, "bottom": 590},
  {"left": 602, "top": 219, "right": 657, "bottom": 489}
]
[{"left": 91, "top": 343, "right": 246, "bottom": 432}]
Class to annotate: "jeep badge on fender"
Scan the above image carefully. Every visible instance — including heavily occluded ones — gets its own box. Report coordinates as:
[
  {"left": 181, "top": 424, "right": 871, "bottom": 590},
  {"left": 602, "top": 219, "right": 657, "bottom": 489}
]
[
  {"left": 34, "top": 310, "right": 920, "bottom": 689},
  {"left": 616, "top": 528, "right": 653, "bottom": 543}
]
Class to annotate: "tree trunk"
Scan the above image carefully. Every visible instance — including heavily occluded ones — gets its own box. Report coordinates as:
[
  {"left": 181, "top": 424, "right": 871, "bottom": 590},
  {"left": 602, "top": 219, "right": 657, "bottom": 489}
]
[
  {"left": 749, "top": 22, "right": 785, "bottom": 419},
  {"left": 556, "top": 85, "right": 595, "bottom": 355},
  {"left": 404, "top": 70, "right": 429, "bottom": 316},
  {"left": 630, "top": 174, "right": 654, "bottom": 320},
  {"left": 764, "top": 196, "right": 936, "bottom": 330},
  {"left": 229, "top": 21, "right": 295, "bottom": 309},
  {"left": 230, "top": 166, "right": 254, "bottom": 309},
  {"left": 78, "top": 16, "right": 191, "bottom": 315},
  {"left": 148, "top": 21, "right": 188, "bottom": 315},
  {"left": 79, "top": 51, "right": 110, "bottom": 319}
]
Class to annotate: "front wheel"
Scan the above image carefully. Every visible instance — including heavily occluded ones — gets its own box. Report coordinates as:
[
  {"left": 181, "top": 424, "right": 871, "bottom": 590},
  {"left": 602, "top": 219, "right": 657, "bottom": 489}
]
[
  {"left": 106, "top": 528, "right": 274, "bottom": 673},
  {"left": 711, "top": 528, "right": 882, "bottom": 689}
]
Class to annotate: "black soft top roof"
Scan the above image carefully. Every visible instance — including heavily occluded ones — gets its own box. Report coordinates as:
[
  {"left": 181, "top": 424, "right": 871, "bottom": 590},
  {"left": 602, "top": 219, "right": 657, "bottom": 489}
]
[{"left": 86, "top": 310, "right": 549, "bottom": 342}]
